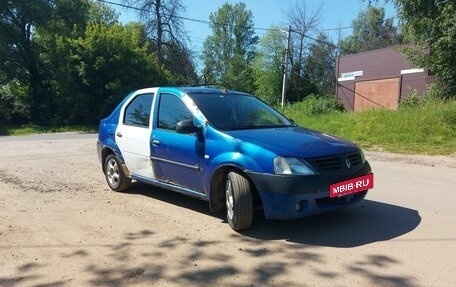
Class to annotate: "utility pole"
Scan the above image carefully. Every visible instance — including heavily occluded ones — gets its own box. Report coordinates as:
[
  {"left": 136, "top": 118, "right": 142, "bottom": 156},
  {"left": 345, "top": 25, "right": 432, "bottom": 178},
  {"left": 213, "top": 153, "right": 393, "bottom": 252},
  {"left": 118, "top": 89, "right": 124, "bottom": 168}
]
[
  {"left": 281, "top": 26, "right": 291, "bottom": 109},
  {"left": 335, "top": 25, "right": 342, "bottom": 101}
]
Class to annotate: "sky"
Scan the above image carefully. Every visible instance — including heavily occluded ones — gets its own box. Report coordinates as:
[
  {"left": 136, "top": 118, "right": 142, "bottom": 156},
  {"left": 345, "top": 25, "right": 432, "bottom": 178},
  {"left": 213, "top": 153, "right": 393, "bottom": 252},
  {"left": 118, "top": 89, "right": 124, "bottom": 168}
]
[
  {"left": 106, "top": 0, "right": 396, "bottom": 65},
  {"left": 181, "top": 0, "right": 396, "bottom": 44}
]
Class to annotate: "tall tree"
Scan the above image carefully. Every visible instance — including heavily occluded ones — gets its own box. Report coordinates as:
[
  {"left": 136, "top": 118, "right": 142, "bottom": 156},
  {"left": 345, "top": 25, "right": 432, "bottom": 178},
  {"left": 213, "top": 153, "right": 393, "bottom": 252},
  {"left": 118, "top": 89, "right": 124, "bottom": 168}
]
[
  {"left": 0, "top": 0, "right": 96, "bottom": 124},
  {"left": 304, "top": 33, "right": 337, "bottom": 96},
  {"left": 0, "top": 0, "right": 53, "bottom": 122},
  {"left": 392, "top": 0, "right": 456, "bottom": 97},
  {"left": 284, "top": 1, "right": 323, "bottom": 102},
  {"left": 252, "top": 27, "right": 284, "bottom": 105},
  {"left": 201, "top": 3, "right": 258, "bottom": 93},
  {"left": 340, "top": 5, "right": 401, "bottom": 54},
  {"left": 125, "top": 0, "right": 197, "bottom": 84},
  {"left": 37, "top": 1, "right": 173, "bottom": 124},
  {"left": 285, "top": 1, "right": 322, "bottom": 69},
  {"left": 46, "top": 22, "right": 171, "bottom": 124}
]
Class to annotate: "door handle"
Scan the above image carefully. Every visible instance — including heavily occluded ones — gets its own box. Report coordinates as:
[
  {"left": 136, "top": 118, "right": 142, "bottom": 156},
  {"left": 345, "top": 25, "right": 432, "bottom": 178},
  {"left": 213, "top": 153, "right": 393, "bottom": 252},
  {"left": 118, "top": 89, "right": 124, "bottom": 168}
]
[
  {"left": 116, "top": 132, "right": 122, "bottom": 137},
  {"left": 152, "top": 139, "right": 160, "bottom": 146}
]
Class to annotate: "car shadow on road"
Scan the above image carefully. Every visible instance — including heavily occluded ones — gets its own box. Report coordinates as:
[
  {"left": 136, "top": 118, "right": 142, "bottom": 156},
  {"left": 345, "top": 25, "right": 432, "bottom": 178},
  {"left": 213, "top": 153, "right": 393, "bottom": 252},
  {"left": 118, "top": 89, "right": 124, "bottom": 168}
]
[
  {"left": 123, "top": 183, "right": 421, "bottom": 248},
  {"left": 242, "top": 199, "right": 421, "bottom": 248},
  {"left": 122, "top": 182, "right": 226, "bottom": 220}
]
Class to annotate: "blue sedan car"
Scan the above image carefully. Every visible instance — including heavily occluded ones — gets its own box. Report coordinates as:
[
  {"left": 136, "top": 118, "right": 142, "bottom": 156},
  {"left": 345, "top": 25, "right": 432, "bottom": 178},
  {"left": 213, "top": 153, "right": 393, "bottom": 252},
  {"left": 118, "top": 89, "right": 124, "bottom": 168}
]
[{"left": 97, "top": 87, "right": 373, "bottom": 230}]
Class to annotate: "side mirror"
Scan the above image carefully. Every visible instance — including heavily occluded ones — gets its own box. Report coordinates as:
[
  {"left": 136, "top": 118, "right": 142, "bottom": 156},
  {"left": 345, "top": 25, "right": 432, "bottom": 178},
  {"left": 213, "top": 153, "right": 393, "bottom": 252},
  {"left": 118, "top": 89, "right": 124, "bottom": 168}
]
[{"left": 176, "top": 119, "right": 202, "bottom": 134}]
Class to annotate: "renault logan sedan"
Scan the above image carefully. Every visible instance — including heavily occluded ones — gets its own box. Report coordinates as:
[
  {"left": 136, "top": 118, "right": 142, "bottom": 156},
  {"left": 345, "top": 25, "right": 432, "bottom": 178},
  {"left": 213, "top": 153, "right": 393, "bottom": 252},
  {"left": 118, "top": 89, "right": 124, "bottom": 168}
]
[{"left": 97, "top": 87, "right": 373, "bottom": 230}]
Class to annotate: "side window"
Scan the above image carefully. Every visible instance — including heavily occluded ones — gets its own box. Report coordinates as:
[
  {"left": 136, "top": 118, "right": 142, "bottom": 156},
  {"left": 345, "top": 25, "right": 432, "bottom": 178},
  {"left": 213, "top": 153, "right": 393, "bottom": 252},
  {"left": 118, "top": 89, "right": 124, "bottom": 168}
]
[
  {"left": 124, "top": 93, "right": 154, "bottom": 127},
  {"left": 157, "top": 93, "right": 193, "bottom": 131}
]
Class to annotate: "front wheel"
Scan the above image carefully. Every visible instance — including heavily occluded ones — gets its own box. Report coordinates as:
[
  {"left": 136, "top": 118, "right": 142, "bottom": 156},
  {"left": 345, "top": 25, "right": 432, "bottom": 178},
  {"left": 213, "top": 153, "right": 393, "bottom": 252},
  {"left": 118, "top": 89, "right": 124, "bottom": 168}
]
[
  {"left": 104, "top": 154, "right": 131, "bottom": 192},
  {"left": 226, "top": 171, "right": 253, "bottom": 231}
]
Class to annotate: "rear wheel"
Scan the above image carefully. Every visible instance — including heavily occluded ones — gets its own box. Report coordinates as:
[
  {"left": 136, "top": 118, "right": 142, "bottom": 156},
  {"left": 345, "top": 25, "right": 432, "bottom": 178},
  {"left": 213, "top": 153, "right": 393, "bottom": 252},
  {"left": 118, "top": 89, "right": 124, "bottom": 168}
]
[
  {"left": 226, "top": 171, "right": 253, "bottom": 230},
  {"left": 104, "top": 154, "right": 131, "bottom": 191}
]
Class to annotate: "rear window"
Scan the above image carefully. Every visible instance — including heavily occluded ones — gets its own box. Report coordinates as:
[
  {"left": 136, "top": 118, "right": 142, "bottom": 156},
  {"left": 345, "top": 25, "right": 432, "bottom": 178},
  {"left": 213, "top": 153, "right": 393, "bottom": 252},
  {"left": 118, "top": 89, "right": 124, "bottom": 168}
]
[{"left": 123, "top": 93, "right": 154, "bottom": 127}]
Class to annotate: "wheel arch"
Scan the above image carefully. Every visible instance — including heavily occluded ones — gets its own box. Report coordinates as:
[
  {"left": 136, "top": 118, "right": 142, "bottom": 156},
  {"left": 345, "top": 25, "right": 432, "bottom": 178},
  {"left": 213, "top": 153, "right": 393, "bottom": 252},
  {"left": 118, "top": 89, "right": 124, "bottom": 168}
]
[
  {"left": 100, "top": 146, "right": 130, "bottom": 177},
  {"left": 208, "top": 165, "right": 262, "bottom": 212},
  {"left": 101, "top": 147, "right": 115, "bottom": 174}
]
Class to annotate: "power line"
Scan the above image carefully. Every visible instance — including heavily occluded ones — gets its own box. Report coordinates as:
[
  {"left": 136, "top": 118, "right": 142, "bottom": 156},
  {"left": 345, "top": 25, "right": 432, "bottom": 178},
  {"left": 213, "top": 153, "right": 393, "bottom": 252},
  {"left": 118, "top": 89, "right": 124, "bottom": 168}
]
[
  {"left": 98, "top": 0, "right": 359, "bottom": 36},
  {"left": 98, "top": 1, "right": 348, "bottom": 55},
  {"left": 319, "top": 26, "right": 353, "bottom": 32},
  {"left": 97, "top": 0, "right": 280, "bottom": 32},
  {"left": 100, "top": 0, "right": 212, "bottom": 25},
  {"left": 98, "top": 0, "right": 395, "bottom": 39},
  {"left": 290, "top": 28, "right": 337, "bottom": 48}
]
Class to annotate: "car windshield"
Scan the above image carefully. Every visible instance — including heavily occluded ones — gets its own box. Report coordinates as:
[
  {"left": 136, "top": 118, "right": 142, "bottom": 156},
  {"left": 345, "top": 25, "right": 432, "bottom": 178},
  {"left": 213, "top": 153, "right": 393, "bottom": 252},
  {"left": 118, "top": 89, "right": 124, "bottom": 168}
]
[{"left": 188, "top": 92, "right": 295, "bottom": 131}]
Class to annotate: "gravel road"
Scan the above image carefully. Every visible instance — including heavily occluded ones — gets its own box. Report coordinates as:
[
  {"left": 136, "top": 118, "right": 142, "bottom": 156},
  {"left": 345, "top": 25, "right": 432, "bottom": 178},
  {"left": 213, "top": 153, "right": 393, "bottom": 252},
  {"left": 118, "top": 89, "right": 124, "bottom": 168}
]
[{"left": 0, "top": 133, "right": 455, "bottom": 287}]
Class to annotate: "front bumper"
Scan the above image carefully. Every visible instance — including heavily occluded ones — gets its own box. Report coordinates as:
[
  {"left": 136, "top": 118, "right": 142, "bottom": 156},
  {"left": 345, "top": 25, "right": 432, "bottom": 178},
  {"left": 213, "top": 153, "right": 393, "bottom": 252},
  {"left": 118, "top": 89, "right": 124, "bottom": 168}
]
[{"left": 246, "top": 161, "right": 372, "bottom": 219}]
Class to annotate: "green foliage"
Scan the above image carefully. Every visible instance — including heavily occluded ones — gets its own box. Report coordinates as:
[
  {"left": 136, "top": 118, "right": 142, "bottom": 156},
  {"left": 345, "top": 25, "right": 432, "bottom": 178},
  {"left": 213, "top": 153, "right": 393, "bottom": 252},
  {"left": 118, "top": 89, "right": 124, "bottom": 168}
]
[
  {"left": 282, "top": 94, "right": 345, "bottom": 117},
  {"left": 400, "top": 84, "right": 445, "bottom": 108},
  {"left": 0, "top": 0, "right": 54, "bottom": 122},
  {"left": 1, "top": 0, "right": 176, "bottom": 126},
  {"left": 0, "top": 0, "right": 196, "bottom": 127},
  {"left": 304, "top": 33, "right": 337, "bottom": 96},
  {"left": 0, "top": 81, "right": 29, "bottom": 124},
  {"left": 125, "top": 0, "right": 198, "bottom": 85},
  {"left": 284, "top": 97, "right": 456, "bottom": 155},
  {"left": 285, "top": 33, "right": 338, "bottom": 104},
  {"left": 399, "top": 90, "right": 427, "bottom": 108},
  {"left": 161, "top": 42, "right": 199, "bottom": 86},
  {"left": 393, "top": 0, "right": 456, "bottom": 97},
  {"left": 340, "top": 5, "right": 402, "bottom": 54},
  {"left": 201, "top": 3, "right": 258, "bottom": 93},
  {"left": 40, "top": 22, "right": 172, "bottom": 124},
  {"left": 0, "top": 124, "right": 96, "bottom": 136},
  {"left": 284, "top": 2, "right": 325, "bottom": 103},
  {"left": 252, "top": 27, "right": 284, "bottom": 105},
  {"left": 306, "top": 94, "right": 345, "bottom": 115},
  {"left": 125, "top": 0, "right": 192, "bottom": 72}
]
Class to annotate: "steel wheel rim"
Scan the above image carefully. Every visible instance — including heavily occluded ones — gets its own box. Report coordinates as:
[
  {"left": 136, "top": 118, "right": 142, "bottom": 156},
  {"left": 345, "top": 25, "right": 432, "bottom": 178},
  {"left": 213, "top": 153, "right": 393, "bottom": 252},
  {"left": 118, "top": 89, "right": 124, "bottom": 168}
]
[
  {"left": 226, "top": 180, "right": 234, "bottom": 220},
  {"left": 106, "top": 158, "right": 120, "bottom": 187}
]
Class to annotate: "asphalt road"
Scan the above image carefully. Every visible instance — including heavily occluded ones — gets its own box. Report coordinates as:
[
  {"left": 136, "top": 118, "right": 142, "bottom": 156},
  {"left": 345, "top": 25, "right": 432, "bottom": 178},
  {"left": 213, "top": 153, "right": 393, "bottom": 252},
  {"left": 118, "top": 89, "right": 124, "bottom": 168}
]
[{"left": 0, "top": 133, "right": 455, "bottom": 287}]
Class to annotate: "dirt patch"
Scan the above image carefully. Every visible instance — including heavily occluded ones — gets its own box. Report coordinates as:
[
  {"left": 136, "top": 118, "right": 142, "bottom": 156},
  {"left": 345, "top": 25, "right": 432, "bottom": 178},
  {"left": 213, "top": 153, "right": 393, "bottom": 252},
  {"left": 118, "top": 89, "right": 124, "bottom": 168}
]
[{"left": 0, "top": 134, "right": 455, "bottom": 287}]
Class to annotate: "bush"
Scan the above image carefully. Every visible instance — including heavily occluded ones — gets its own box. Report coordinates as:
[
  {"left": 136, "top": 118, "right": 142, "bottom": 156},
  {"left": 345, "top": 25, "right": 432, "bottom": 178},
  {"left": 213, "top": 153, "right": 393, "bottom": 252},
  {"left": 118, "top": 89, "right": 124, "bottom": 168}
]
[
  {"left": 400, "top": 90, "right": 426, "bottom": 107},
  {"left": 280, "top": 94, "right": 345, "bottom": 124},
  {"left": 0, "top": 81, "right": 30, "bottom": 125},
  {"left": 299, "top": 94, "right": 345, "bottom": 115},
  {"left": 400, "top": 84, "right": 445, "bottom": 108}
]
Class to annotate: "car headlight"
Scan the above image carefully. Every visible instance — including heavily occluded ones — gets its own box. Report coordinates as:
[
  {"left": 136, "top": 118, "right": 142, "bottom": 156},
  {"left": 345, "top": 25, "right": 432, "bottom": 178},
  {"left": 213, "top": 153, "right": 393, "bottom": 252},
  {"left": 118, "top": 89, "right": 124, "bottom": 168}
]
[{"left": 273, "top": 157, "right": 317, "bottom": 175}]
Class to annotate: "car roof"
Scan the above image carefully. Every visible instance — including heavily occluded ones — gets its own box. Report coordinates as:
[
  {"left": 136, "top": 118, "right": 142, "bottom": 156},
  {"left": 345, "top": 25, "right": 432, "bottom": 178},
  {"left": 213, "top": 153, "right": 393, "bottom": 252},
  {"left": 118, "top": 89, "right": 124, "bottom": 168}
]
[
  {"left": 181, "top": 87, "right": 251, "bottom": 95},
  {"left": 141, "top": 86, "right": 249, "bottom": 96},
  {"left": 132, "top": 87, "right": 252, "bottom": 98}
]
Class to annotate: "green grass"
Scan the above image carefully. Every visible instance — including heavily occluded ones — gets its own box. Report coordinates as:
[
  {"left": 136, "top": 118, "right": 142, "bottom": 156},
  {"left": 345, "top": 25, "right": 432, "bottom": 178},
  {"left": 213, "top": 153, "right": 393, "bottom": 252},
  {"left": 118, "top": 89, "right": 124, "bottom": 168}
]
[
  {"left": 282, "top": 98, "right": 456, "bottom": 155},
  {"left": 2, "top": 97, "right": 455, "bottom": 155},
  {"left": 0, "top": 124, "right": 97, "bottom": 136}
]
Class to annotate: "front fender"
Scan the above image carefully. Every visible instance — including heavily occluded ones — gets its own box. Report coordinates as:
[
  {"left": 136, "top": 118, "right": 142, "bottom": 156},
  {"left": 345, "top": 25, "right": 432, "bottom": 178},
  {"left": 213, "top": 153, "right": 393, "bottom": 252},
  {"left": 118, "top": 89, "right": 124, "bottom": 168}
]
[{"left": 203, "top": 151, "right": 273, "bottom": 212}]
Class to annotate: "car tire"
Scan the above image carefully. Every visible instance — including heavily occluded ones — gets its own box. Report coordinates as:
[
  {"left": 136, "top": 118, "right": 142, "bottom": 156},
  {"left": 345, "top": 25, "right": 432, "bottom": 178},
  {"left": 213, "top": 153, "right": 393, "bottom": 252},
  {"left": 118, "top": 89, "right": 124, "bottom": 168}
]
[
  {"left": 226, "top": 171, "right": 253, "bottom": 231},
  {"left": 104, "top": 154, "right": 131, "bottom": 192}
]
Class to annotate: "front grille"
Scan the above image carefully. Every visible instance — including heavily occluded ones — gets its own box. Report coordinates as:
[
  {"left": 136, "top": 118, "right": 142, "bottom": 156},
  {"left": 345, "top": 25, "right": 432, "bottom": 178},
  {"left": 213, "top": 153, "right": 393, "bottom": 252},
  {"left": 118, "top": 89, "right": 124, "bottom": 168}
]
[
  {"left": 307, "top": 151, "right": 363, "bottom": 172},
  {"left": 309, "top": 155, "right": 342, "bottom": 171},
  {"left": 347, "top": 152, "right": 363, "bottom": 167}
]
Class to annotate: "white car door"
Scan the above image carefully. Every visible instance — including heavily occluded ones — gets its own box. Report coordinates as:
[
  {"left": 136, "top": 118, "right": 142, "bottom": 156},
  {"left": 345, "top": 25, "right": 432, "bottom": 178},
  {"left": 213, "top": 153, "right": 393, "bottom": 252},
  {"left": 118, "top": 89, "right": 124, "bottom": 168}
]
[{"left": 115, "top": 88, "right": 158, "bottom": 180}]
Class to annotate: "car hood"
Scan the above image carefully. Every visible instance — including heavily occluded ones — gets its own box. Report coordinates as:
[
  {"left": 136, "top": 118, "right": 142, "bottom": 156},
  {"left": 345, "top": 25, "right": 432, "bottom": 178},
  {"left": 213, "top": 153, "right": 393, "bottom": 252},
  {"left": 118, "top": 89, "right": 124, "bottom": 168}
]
[{"left": 225, "top": 126, "right": 359, "bottom": 158}]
